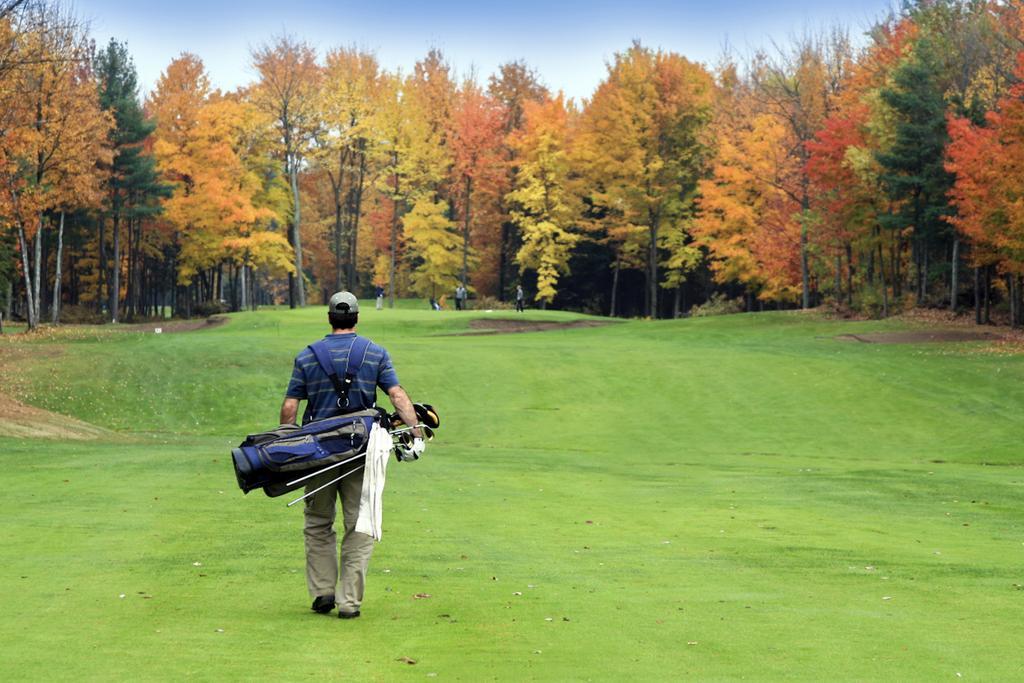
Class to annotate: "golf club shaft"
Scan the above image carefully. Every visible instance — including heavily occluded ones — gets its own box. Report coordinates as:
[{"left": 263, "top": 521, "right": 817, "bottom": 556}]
[
  {"left": 389, "top": 423, "right": 427, "bottom": 436},
  {"left": 286, "top": 465, "right": 365, "bottom": 508},
  {"left": 284, "top": 452, "right": 365, "bottom": 487},
  {"left": 288, "top": 423, "right": 417, "bottom": 488}
]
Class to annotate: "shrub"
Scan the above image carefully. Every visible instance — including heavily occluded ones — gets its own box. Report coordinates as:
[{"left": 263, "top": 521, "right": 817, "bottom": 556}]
[
  {"left": 193, "top": 301, "right": 228, "bottom": 317},
  {"left": 58, "top": 305, "right": 106, "bottom": 324},
  {"left": 471, "top": 295, "right": 513, "bottom": 311},
  {"left": 690, "top": 293, "right": 744, "bottom": 317}
]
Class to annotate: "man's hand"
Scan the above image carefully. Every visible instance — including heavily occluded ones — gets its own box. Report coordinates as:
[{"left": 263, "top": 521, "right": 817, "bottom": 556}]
[
  {"left": 387, "top": 385, "right": 421, "bottom": 438},
  {"left": 279, "top": 397, "right": 300, "bottom": 425}
]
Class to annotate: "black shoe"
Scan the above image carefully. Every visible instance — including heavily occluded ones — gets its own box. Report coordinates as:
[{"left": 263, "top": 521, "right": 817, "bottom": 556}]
[
  {"left": 337, "top": 610, "right": 361, "bottom": 619},
  {"left": 311, "top": 595, "right": 335, "bottom": 614}
]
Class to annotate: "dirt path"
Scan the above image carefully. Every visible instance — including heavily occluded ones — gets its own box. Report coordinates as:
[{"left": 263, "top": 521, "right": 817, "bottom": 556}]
[
  {"left": 117, "top": 315, "right": 228, "bottom": 334},
  {"left": 450, "top": 318, "right": 616, "bottom": 336},
  {"left": 836, "top": 329, "right": 1005, "bottom": 344}
]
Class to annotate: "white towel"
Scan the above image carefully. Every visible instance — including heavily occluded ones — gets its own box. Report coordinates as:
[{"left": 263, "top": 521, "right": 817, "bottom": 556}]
[{"left": 355, "top": 423, "right": 393, "bottom": 541}]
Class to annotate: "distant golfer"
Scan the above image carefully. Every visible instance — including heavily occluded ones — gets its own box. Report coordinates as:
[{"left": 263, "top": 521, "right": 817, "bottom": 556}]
[
  {"left": 279, "top": 291, "right": 423, "bottom": 619},
  {"left": 515, "top": 285, "right": 525, "bottom": 313},
  {"left": 455, "top": 283, "right": 467, "bottom": 310},
  {"left": 375, "top": 286, "right": 384, "bottom": 310}
]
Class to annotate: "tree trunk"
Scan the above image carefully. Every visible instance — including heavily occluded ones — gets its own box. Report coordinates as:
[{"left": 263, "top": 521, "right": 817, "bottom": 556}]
[
  {"left": 610, "top": 255, "right": 620, "bottom": 317},
  {"left": 673, "top": 284, "right": 682, "bottom": 319},
  {"left": 126, "top": 216, "right": 135, "bottom": 319},
  {"left": 949, "top": 239, "right": 959, "bottom": 313},
  {"left": 33, "top": 217, "right": 42, "bottom": 326},
  {"left": 462, "top": 175, "right": 472, "bottom": 286},
  {"left": 289, "top": 161, "right": 306, "bottom": 308},
  {"left": 240, "top": 263, "right": 248, "bottom": 310},
  {"left": 332, "top": 151, "right": 346, "bottom": 292},
  {"left": 921, "top": 243, "right": 929, "bottom": 304},
  {"left": 98, "top": 218, "right": 106, "bottom": 315},
  {"left": 974, "top": 266, "right": 981, "bottom": 324},
  {"left": 984, "top": 265, "right": 991, "bottom": 324},
  {"left": 891, "top": 239, "right": 900, "bottom": 299},
  {"left": 1018, "top": 277, "right": 1024, "bottom": 330},
  {"left": 878, "top": 243, "right": 889, "bottom": 319},
  {"left": 17, "top": 224, "right": 37, "bottom": 329},
  {"left": 845, "top": 243, "right": 854, "bottom": 306},
  {"left": 333, "top": 189, "right": 344, "bottom": 292},
  {"left": 834, "top": 254, "right": 842, "bottom": 302},
  {"left": 389, "top": 155, "right": 400, "bottom": 309},
  {"left": 498, "top": 223, "right": 510, "bottom": 301},
  {"left": 647, "top": 222, "right": 658, "bottom": 319},
  {"left": 1008, "top": 274, "right": 1019, "bottom": 329},
  {"left": 348, "top": 148, "right": 366, "bottom": 292},
  {"left": 800, "top": 207, "right": 810, "bottom": 310},
  {"left": 51, "top": 211, "right": 64, "bottom": 324},
  {"left": 3, "top": 279, "right": 11, "bottom": 329},
  {"left": 110, "top": 214, "right": 120, "bottom": 323}
]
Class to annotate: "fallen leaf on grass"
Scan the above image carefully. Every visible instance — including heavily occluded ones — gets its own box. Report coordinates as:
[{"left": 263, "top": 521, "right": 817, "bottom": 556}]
[
  {"left": 687, "top": 641, "right": 698, "bottom": 646},
  {"left": 512, "top": 592, "right": 522, "bottom": 596},
  {"left": 396, "top": 657, "right": 417, "bottom": 665},
  {"left": 882, "top": 596, "right": 893, "bottom": 601},
  {"left": 413, "top": 593, "right": 432, "bottom": 599}
]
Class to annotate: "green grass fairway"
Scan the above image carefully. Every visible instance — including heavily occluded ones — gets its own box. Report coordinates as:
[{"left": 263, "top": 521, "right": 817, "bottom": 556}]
[{"left": 2, "top": 308, "right": 1023, "bottom": 681}]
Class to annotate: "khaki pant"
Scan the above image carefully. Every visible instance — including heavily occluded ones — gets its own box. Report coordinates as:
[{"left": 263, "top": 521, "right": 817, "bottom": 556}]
[{"left": 303, "top": 467, "right": 374, "bottom": 614}]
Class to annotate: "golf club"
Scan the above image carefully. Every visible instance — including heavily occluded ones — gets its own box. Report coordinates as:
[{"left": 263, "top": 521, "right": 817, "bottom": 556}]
[
  {"left": 284, "top": 451, "right": 365, "bottom": 487},
  {"left": 286, "top": 464, "right": 365, "bottom": 507}
]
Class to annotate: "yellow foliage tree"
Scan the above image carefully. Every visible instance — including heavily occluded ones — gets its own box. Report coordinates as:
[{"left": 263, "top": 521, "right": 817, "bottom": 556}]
[{"left": 507, "top": 94, "right": 579, "bottom": 307}]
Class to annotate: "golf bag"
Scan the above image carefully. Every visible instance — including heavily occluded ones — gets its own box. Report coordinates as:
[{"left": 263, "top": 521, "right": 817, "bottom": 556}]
[
  {"left": 231, "top": 335, "right": 382, "bottom": 498},
  {"left": 231, "top": 407, "right": 386, "bottom": 497}
]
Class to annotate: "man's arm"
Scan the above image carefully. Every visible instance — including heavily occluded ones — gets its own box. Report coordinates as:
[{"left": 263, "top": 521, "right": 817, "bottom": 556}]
[
  {"left": 387, "top": 385, "right": 422, "bottom": 438},
  {"left": 280, "top": 397, "right": 300, "bottom": 425}
]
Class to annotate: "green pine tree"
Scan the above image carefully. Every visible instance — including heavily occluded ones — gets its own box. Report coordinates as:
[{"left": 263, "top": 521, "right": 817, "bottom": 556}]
[
  {"left": 95, "top": 39, "right": 170, "bottom": 322},
  {"left": 875, "top": 40, "right": 955, "bottom": 305}
]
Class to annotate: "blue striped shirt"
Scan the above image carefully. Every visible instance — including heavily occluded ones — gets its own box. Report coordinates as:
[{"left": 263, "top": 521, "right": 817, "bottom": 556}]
[{"left": 285, "top": 333, "right": 400, "bottom": 424}]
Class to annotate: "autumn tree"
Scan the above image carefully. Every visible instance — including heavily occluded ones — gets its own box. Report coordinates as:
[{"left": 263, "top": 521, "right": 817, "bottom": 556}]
[
  {"left": 402, "top": 196, "right": 461, "bottom": 297},
  {"left": 946, "top": 53, "right": 1024, "bottom": 327},
  {"left": 449, "top": 79, "right": 505, "bottom": 293},
  {"left": 317, "top": 47, "right": 378, "bottom": 292},
  {"left": 577, "top": 42, "right": 715, "bottom": 317},
  {"left": 0, "top": 2, "right": 110, "bottom": 329},
  {"left": 488, "top": 60, "right": 548, "bottom": 299},
  {"left": 151, "top": 55, "right": 289, "bottom": 314},
  {"left": 507, "top": 94, "right": 579, "bottom": 308},
  {"left": 250, "top": 35, "right": 321, "bottom": 307}
]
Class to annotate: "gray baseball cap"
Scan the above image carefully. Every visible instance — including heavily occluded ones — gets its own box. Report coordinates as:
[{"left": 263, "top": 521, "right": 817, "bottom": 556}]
[{"left": 328, "top": 291, "right": 359, "bottom": 313}]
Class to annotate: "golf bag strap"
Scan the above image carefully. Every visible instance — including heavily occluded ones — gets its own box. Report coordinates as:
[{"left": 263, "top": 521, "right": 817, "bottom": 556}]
[{"left": 308, "top": 336, "right": 372, "bottom": 409}]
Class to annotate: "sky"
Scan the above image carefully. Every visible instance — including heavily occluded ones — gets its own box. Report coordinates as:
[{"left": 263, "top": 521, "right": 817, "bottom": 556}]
[{"left": 76, "top": 0, "right": 895, "bottom": 101}]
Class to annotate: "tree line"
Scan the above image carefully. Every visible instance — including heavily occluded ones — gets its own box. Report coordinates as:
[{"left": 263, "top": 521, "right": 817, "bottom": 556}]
[{"left": 2, "top": 0, "right": 1024, "bottom": 330}]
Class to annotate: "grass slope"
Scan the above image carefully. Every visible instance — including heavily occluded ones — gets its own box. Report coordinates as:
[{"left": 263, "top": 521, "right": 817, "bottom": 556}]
[{"left": 1, "top": 307, "right": 1023, "bottom": 681}]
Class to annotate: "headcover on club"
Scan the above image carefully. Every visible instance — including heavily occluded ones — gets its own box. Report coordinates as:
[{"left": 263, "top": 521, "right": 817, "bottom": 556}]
[
  {"left": 388, "top": 403, "right": 441, "bottom": 430},
  {"left": 414, "top": 403, "right": 440, "bottom": 428}
]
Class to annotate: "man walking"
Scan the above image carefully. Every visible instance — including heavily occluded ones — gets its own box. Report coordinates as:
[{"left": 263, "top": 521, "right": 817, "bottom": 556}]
[
  {"left": 515, "top": 285, "right": 525, "bottom": 313},
  {"left": 279, "top": 291, "right": 423, "bottom": 619}
]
